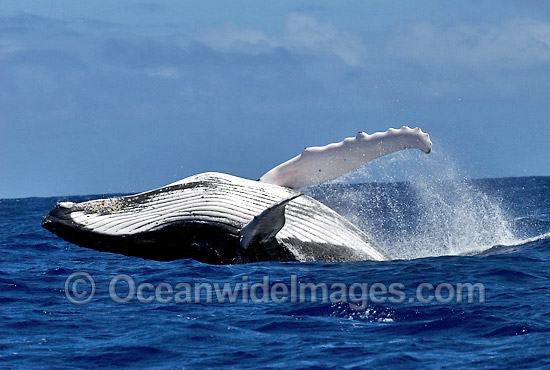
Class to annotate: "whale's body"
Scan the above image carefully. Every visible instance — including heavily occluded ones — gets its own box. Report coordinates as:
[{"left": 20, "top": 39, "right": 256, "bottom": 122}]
[
  {"left": 42, "top": 172, "right": 387, "bottom": 263},
  {"left": 42, "top": 127, "right": 432, "bottom": 264}
]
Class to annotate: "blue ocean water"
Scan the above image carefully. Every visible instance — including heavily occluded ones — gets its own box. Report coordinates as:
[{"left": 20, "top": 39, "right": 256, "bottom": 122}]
[{"left": 1, "top": 176, "right": 549, "bottom": 369}]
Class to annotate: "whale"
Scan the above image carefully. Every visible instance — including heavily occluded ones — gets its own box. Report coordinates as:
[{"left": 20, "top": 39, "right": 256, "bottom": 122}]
[{"left": 42, "top": 126, "right": 432, "bottom": 264}]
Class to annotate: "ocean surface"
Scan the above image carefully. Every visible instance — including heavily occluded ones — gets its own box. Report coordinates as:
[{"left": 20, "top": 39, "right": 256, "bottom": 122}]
[{"left": 1, "top": 176, "right": 549, "bottom": 369}]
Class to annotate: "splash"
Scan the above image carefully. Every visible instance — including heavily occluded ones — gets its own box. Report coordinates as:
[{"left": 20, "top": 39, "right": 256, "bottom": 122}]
[{"left": 304, "top": 146, "right": 518, "bottom": 260}]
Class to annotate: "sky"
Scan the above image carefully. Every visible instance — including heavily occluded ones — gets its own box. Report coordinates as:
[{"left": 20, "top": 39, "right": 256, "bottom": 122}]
[{"left": 1, "top": 0, "right": 549, "bottom": 198}]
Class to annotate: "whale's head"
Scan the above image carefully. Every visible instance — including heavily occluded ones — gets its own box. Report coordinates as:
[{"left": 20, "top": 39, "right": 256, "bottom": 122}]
[
  {"left": 41, "top": 173, "right": 304, "bottom": 263},
  {"left": 41, "top": 195, "right": 245, "bottom": 263}
]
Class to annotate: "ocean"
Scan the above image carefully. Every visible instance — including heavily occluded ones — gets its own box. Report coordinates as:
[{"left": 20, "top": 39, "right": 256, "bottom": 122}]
[{"left": 1, "top": 176, "right": 549, "bottom": 369}]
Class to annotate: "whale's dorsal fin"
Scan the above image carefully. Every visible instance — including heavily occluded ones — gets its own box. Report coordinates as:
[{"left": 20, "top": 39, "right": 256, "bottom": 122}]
[
  {"left": 239, "top": 194, "right": 303, "bottom": 250},
  {"left": 259, "top": 126, "right": 432, "bottom": 189}
]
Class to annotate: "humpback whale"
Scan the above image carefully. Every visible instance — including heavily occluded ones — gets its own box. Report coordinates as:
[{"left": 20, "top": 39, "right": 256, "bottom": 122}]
[{"left": 42, "top": 127, "right": 432, "bottom": 264}]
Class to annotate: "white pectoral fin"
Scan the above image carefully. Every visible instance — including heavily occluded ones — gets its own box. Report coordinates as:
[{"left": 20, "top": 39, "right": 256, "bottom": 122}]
[
  {"left": 259, "top": 126, "right": 432, "bottom": 189},
  {"left": 239, "top": 194, "right": 303, "bottom": 250}
]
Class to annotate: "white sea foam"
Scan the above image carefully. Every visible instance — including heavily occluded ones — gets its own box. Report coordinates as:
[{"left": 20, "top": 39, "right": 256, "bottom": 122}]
[{"left": 308, "top": 146, "right": 521, "bottom": 260}]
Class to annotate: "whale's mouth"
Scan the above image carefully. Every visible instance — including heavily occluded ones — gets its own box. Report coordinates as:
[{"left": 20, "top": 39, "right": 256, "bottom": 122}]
[
  {"left": 41, "top": 202, "right": 245, "bottom": 263},
  {"left": 42, "top": 203, "right": 106, "bottom": 254},
  {"left": 42, "top": 203, "right": 78, "bottom": 236}
]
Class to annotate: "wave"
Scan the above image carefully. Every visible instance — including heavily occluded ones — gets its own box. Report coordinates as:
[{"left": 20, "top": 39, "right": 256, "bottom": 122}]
[{"left": 474, "top": 232, "right": 550, "bottom": 256}]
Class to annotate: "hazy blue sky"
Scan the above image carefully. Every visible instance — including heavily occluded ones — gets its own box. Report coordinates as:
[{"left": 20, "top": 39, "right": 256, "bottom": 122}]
[{"left": 1, "top": 1, "right": 549, "bottom": 198}]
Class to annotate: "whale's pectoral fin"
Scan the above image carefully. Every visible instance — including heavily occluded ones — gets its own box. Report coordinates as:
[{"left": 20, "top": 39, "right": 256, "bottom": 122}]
[
  {"left": 240, "top": 194, "right": 303, "bottom": 250},
  {"left": 259, "top": 126, "right": 432, "bottom": 189}
]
